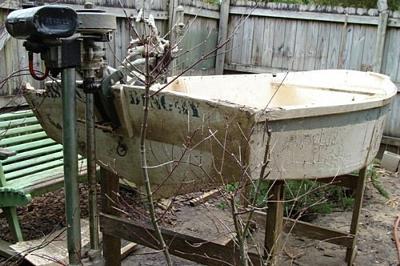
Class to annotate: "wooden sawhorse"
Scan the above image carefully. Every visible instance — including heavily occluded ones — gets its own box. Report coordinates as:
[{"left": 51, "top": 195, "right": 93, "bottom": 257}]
[{"left": 99, "top": 167, "right": 367, "bottom": 265}]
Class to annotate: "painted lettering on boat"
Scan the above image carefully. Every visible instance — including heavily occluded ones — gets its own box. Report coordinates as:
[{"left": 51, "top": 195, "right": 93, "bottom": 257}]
[
  {"left": 129, "top": 90, "right": 200, "bottom": 118},
  {"left": 37, "top": 83, "right": 84, "bottom": 99}
]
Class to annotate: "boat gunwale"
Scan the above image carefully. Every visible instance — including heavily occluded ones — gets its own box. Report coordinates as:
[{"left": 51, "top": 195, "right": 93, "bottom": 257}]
[{"left": 116, "top": 70, "right": 397, "bottom": 122}]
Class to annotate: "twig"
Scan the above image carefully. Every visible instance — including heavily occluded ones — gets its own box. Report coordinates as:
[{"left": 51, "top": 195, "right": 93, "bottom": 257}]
[{"left": 139, "top": 37, "right": 172, "bottom": 265}]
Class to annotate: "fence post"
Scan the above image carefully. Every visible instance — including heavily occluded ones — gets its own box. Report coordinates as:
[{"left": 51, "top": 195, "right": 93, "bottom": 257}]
[
  {"left": 168, "top": 0, "right": 179, "bottom": 34},
  {"left": 373, "top": 0, "right": 389, "bottom": 73},
  {"left": 215, "top": 0, "right": 231, "bottom": 75},
  {"left": 172, "top": 6, "right": 184, "bottom": 75}
]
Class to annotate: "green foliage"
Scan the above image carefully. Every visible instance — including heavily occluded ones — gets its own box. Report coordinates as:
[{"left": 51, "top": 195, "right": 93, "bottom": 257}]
[
  {"left": 369, "top": 163, "right": 390, "bottom": 199},
  {"left": 216, "top": 201, "right": 227, "bottom": 210},
  {"left": 248, "top": 180, "right": 354, "bottom": 219},
  {"left": 283, "top": 180, "right": 354, "bottom": 218},
  {"left": 225, "top": 182, "right": 239, "bottom": 192}
]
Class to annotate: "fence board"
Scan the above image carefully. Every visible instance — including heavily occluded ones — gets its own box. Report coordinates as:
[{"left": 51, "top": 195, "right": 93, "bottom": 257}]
[
  {"left": 315, "top": 22, "right": 330, "bottom": 70},
  {"left": 250, "top": 17, "right": 264, "bottom": 66}
]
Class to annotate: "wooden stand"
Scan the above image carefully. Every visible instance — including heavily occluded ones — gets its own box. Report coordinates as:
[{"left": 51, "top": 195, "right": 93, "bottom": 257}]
[
  {"left": 100, "top": 168, "right": 367, "bottom": 265},
  {"left": 100, "top": 168, "right": 121, "bottom": 265},
  {"left": 261, "top": 167, "right": 367, "bottom": 265}
]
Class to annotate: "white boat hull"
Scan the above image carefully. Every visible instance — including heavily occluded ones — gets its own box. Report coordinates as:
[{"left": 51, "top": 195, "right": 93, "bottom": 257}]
[{"left": 25, "top": 70, "right": 397, "bottom": 197}]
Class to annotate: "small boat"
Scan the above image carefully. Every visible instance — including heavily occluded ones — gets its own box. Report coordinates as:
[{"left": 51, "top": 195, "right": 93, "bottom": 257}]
[{"left": 25, "top": 70, "right": 397, "bottom": 197}]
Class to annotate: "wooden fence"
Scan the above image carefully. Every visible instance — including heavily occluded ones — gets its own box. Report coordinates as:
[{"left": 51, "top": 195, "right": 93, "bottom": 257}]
[
  {"left": 2, "top": 0, "right": 400, "bottom": 84},
  {"left": 1, "top": 0, "right": 400, "bottom": 137}
]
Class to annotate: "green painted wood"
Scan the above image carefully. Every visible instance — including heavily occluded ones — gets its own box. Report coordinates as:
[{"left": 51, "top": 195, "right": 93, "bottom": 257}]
[
  {"left": 0, "top": 124, "right": 43, "bottom": 137},
  {"left": 28, "top": 169, "right": 88, "bottom": 197},
  {"left": 3, "top": 145, "right": 63, "bottom": 165},
  {"left": 0, "top": 161, "right": 6, "bottom": 187},
  {"left": 9, "top": 169, "right": 64, "bottom": 190},
  {"left": 5, "top": 156, "right": 64, "bottom": 180},
  {"left": 0, "top": 131, "right": 48, "bottom": 147},
  {"left": 7, "top": 159, "right": 86, "bottom": 190},
  {"left": 0, "top": 116, "right": 38, "bottom": 129},
  {"left": 0, "top": 110, "right": 34, "bottom": 121},
  {"left": 0, "top": 187, "right": 31, "bottom": 207},
  {"left": 4, "top": 151, "right": 64, "bottom": 176},
  {"left": 5, "top": 138, "right": 57, "bottom": 153},
  {"left": 3, "top": 207, "right": 23, "bottom": 242}
]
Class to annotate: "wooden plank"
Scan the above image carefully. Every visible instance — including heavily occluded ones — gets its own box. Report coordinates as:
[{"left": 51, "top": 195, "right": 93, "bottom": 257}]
[
  {"left": 0, "top": 110, "right": 33, "bottom": 121},
  {"left": 327, "top": 23, "right": 343, "bottom": 69},
  {"left": 100, "top": 213, "right": 263, "bottom": 266},
  {"left": 342, "top": 24, "right": 354, "bottom": 69},
  {"left": 62, "top": 4, "right": 168, "bottom": 20},
  {"left": 0, "top": 238, "right": 17, "bottom": 258},
  {"left": 100, "top": 168, "right": 121, "bottom": 266},
  {"left": 230, "top": 6, "right": 385, "bottom": 26},
  {"left": 345, "top": 167, "right": 367, "bottom": 264},
  {"left": 348, "top": 25, "right": 366, "bottom": 70},
  {"left": 271, "top": 18, "right": 286, "bottom": 70},
  {"left": 373, "top": 10, "right": 389, "bottom": 72},
  {"left": 282, "top": 19, "right": 297, "bottom": 71},
  {"left": 315, "top": 175, "right": 358, "bottom": 189},
  {"left": 183, "top": 6, "right": 220, "bottom": 19},
  {"left": 240, "top": 17, "right": 255, "bottom": 65},
  {"left": 3, "top": 207, "right": 23, "bottom": 241},
  {"left": 3, "top": 138, "right": 56, "bottom": 154},
  {"left": 303, "top": 21, "right": 319, "bottom": 70},
  {"left": 315, "top": 22, "right": 331, "bottom": 70},
  {"left": 215, "top": 0, "right": 231, "bottom": 74},
  {"left": 292, "top": 20, "right": 307, "bottom": 71},
  {"left": 5, "top": 158, "right": 64, "bottom": 180},
  {"left": 250, "top": 211, "right": 354, "bottom": 249},
  {"left": 230, "top": 15, "right": 244, "bottom": 64},
  {"left": 360, "top": 26, "right": 377, "bottom": 72},
  {"left": 0, "top": 131, "right": 46, "bottom": 147},
  {"left": 260, "top": 16, "right": 274, "bottom": 67},
  {"left": 168, "top": 0, "right": 178, "bottom": 33},
  {"left": 284, "top": 218, "right": 354, "bottom": 249},
  {"left": 264, "top": 181, "right": 284, "bottom": 263},
  {"left": 120, "top": 242, "right": 138, "bottom": 261},
  {"left": 188, "top": 188, "right": 220, "bottom": 206},
  {"left": 223, "top": 12, "right": 237, "bottom": 65},
  {"left": 3, "top": 145, "right": 62, "bottom": 165},
  {"left": 250, "top": 16, "right": 265, "bottom": 66},
  {"left": 0, "top": 125, "right": 42, "bottom": 137},
  {"left": 382, "top": 28, "right": 400, "bottom": 81},
  {"left": 0, "top": 116, "right": 38, "bottom": 129},
  {"left": 382, "top": 135, "right": 400, "bottom": 147}
]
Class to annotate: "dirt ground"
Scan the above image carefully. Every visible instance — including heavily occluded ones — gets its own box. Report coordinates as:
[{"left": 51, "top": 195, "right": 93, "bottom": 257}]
[
  {"left": 124, "top": 170, "right": 400, "bottom": 266},
  {"left": 1, "top": 169, "right": 399, "bottom": 265}
]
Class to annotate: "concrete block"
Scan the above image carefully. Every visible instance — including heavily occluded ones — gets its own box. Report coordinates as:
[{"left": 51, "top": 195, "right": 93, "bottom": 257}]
[{"left": 381, "top": 151, "right": 400, "bottom": 172}]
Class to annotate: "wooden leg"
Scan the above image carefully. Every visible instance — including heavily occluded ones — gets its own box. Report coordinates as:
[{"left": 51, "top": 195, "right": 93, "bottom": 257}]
[
  {"left": 3, "top": 207, "right": 23, "bottom": 242},
  {"left": 264, "top": 180, "right": 284, "bottom": 265},
  {"left": 345, "top": 167, "right": 367, "bottom": 265},
  {"left": 100, "top": 168, "right": 121, "bottom": 266}
]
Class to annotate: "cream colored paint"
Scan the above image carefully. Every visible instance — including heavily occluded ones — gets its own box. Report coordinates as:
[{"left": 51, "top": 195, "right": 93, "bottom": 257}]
[{"left": 24, "top": 70, "right": 397, "bottom": 197}]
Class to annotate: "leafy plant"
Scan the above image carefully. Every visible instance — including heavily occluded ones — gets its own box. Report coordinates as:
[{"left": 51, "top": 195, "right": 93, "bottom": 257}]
[
  {"left": 369, "top": 163, "right": 390, "bottom": 199},
  {"left": 248, "top": 179, "right": 354, "bottom": 220}
]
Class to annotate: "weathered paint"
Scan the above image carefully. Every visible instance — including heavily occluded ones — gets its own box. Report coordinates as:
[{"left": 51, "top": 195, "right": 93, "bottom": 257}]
[{"left": 24, "top": 70, "right": 396, "bottom": 198}]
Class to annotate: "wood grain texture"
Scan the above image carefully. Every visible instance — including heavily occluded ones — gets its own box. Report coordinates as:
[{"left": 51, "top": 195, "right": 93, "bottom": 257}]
[{"left": 100, "top": 213, "right": 263, "bottom": 266}]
